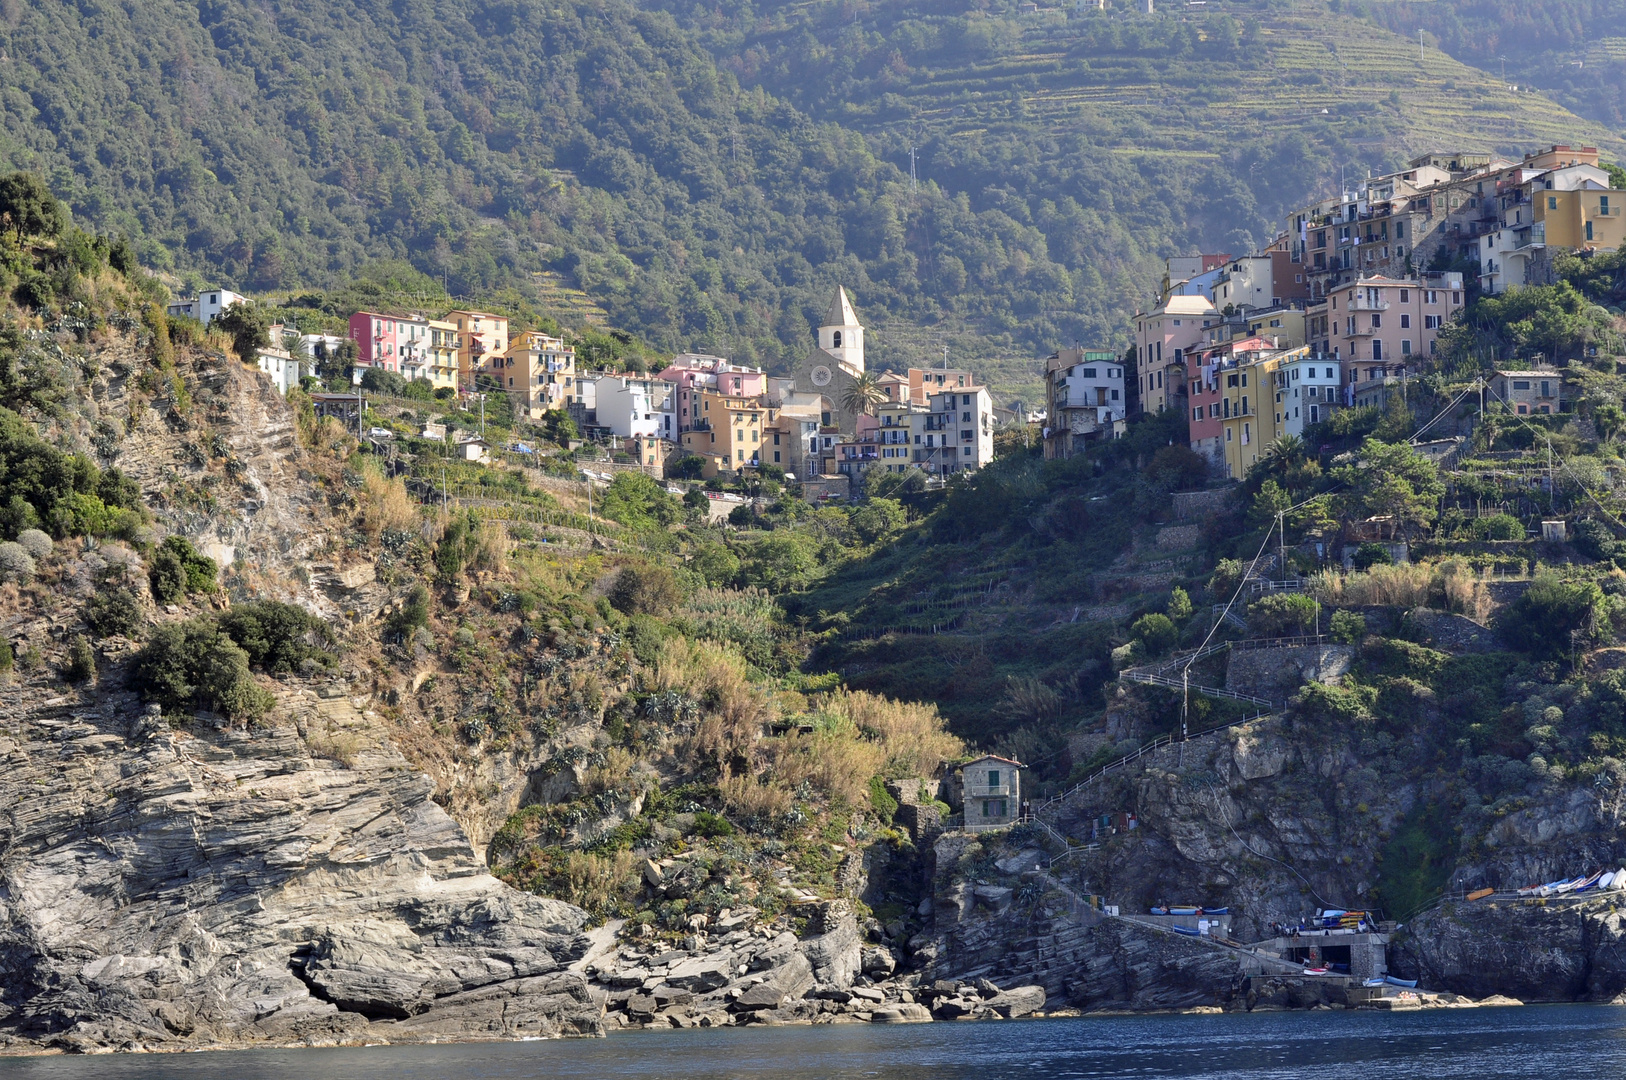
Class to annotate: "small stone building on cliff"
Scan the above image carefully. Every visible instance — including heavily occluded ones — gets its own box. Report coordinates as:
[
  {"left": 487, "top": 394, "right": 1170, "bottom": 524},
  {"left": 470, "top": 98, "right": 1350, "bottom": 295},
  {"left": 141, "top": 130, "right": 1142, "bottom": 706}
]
[{"left": 959, "top": 755, "right": 1023, "bottom": 830}]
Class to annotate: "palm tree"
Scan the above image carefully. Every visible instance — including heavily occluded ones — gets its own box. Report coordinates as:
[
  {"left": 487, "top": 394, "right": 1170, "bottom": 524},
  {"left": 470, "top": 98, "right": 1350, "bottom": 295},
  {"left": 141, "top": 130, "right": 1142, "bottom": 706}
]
[
  {"left": 1263, "top": 434, "right": 1306, "bottom": 465},
  {"left": 840, "top": 371, "right": 886, "bottom": 417}
]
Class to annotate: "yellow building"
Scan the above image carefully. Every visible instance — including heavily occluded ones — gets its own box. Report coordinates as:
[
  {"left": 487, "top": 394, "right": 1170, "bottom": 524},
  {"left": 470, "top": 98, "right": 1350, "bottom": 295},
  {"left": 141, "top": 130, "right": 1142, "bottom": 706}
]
[
  {"left": 680, "top": 389, "right": 770, "bottom": 470},
  {"left": 500, "top": 331, "right": 577, "bottom": 415},
  {"left": 1219, "top": 350, "right": 1286, "bottom": 480},
  {"left": 1242, "top": 307, "right": 1307, "bottom": 350},
  {"left": 446, "top": 310, "right": 510, "bottom": 391},
  {"left": 1534, "top": 187, "right": 1626, "bottom": 249},
  {"left": 426, "top": 318, "right": 460, "bottom": 391}
]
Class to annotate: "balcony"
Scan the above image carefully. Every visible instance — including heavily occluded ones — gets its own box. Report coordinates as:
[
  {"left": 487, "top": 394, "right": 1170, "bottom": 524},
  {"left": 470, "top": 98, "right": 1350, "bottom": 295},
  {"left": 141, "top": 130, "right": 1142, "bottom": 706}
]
[
  {"left": 1346, "top": 324, "right": 1377, "bottom": 337},
  {"left": 966, "top": 784, "right": 1012, "bottom": 797}
]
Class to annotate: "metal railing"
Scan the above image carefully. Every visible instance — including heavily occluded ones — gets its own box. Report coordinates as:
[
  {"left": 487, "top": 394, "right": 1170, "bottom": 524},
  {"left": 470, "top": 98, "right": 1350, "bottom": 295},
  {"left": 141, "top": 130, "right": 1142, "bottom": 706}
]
[{"left": 1034, "top": 709, "right": 1271, "bottom": 821}]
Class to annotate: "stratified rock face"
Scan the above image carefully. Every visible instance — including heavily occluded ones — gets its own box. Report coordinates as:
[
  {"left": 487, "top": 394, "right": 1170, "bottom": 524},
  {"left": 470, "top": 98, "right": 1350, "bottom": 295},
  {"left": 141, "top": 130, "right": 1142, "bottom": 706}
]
[
  {"left": 1395, "top": 898, "right": 1626, "bottom": 1002},
  {"left": 0, "top": 683, "right": 599, "bottom": 1052}
]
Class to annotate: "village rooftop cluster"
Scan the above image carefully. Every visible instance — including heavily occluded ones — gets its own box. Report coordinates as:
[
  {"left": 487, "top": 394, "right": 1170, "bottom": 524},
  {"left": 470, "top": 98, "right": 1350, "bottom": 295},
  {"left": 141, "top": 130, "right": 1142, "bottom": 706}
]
[
  {"left": 168, "top": 286, "right": 996, "bottom": 494},
  {"left": 1043, "top": 144, "right": 1621, "bottom": 477}
]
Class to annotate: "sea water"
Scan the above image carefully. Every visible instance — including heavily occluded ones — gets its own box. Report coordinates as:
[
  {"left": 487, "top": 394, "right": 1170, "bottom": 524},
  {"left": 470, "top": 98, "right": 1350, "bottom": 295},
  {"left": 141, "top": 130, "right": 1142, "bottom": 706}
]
[{"left": 0, "top": 1005, "right": 1620, "bottom": 1079}]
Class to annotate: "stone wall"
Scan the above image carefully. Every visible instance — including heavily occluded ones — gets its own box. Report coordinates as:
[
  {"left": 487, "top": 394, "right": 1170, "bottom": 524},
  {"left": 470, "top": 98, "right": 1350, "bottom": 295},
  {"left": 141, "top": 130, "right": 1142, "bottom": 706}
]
[{"left": 1172, "top": 487, "right": 1236, "bottom": 521}]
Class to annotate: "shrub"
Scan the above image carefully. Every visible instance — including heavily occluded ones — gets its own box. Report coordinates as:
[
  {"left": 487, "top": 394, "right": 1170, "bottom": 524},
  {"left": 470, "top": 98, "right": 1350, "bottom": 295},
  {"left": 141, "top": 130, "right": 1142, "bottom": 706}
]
[
  {"left": 691, "top": 810, "right": 735, "bottom": 838},
  {"left": 868, "top": 775, "right": 899, "bottom": 823},
  {"left": 128, "top": 618, "right": 275, "bottom": 721},
  {"left": 1130, "top": 612, "right": 1178, "bottom": 655},
  {"left": 0, "top": 636, "right": 11, "bottom": 675},
  {"left": 150, "top": 536, "right": 216, "bottom": 601},
  {"left": 62, "top": 634, "right": 95, "bottom": 683},
  {"left": 726, "top": 503, "right": 753, "bottom": 528},
  {"left": 0, "top": 540, "right": 34, "bottom": 582},
  {"left": 148, "top": 545, "right": 187, "bottom": 602},
  {"left": 216, "top": 600, "right": 331, "bottom": 673},
  {"left": 1328, "top": 609, "right": 1367, "bottom": 645},
  {"left": 83, "top": 587, "right": 145, "bottom": 638},
  {"left": 1496, "top": 573, "right": 1606, "bottom": 661},
  {"left": 14, "top": 528, "right": 51, "bottom": 559},
  {"left": 1248, "top": 593, "right": 1320, "bottom": 637},
  {"left": 609, "top": 563, "right": 683, "bottom": 616},
  {"left": 385, "top": 584, "right": 431, "bottom": 641},
  {"left": 1472, "top": 513, "right": 1524, "bottom": 542},
  {"left": 1351, "top": 543, "right": 1393, "bottom": 571}
]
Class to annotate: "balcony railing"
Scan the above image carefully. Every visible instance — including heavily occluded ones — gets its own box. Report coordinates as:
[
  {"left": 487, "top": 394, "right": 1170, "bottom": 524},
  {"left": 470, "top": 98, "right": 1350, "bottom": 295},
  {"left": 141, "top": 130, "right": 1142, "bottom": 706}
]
[
  {"left": 1347, "top": 297, "right": 1389, "bottom": 312},
  {"left": 966, "top": 784, "right": 1012, "bottom": 797}
]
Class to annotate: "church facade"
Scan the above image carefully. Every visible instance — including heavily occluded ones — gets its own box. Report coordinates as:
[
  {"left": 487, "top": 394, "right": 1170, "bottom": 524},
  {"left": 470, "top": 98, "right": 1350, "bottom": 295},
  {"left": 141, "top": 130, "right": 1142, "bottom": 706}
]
[{"left": 788, "top": 286, "right": 868, "bottom": 433}]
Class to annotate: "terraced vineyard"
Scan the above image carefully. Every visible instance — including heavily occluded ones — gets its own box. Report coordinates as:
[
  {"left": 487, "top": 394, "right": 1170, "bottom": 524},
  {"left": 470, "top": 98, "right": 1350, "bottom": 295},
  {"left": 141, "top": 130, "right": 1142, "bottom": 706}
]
[{"left": 827, "top": 1, "right": 1624, "bottom": 168}]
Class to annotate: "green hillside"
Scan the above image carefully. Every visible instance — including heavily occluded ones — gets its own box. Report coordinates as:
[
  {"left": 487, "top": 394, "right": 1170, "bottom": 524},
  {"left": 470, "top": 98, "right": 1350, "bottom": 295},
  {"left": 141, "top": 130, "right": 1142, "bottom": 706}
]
[{"left": 2, "top": 0, "right": 1621, "bottom": 404}]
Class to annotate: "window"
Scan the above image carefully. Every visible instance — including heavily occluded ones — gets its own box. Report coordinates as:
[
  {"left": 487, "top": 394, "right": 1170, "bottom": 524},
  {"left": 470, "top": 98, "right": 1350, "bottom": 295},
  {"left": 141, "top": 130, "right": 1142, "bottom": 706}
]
[
  {"left": 1399, "top": 289, "right": 1410, "bottom": 303},
  {"left": 1400, "top": 313, "right": 1410, "bottom": 329},
  {"left": 1541, "top": 381, "right": 1551, "bottom": 397},
  {"left": 1425, "top": 290, "right": 1438, "bottom": 305},
  {"left": 1588, "top": 220, "right": 1595, "bottom": 241},
  {"left": 962, "top": 446, "right": 972, "bottom": 456},
  {"left": 1604, "top": 196, "right": 1612, "bottom": 214},
  {"left": 1512, "top": 380, "right": 1530, "bottom": 391},
  {"left": 1402, "top": 339, "right": 1412, "bottom": 356},
  {"left": 1549, "top": 196, "right": 1559, "bottom": 210},
  {"left": 1425, "top": 314, "right": 1442, "bottom": 330},
  {"left": 1081, "top": 367, "right": 1097, "bottom": 378},
  {"left": 1194, "top": 407, "right": 1203, "bottom": 421},
  {"left": 1371, "top": 313, "right": 1382, "bottom": 329},
  {"left": 832, "top": 331, "right": 842, "bottom": 348}
]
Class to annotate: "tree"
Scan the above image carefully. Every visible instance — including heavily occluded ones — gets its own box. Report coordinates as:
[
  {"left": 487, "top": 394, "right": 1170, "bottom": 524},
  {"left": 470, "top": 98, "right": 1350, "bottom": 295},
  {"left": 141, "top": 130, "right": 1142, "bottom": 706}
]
[
  {"left": 1333, "top": 438, "right": 1445, "bottom": 541},
  {"left": 597, "top": 473, "right": 679, "bottom": 530},
  {"left": 0, "top": 173, "right": 66, "bottom": 243},
  {"left": 608, "top": 563, "right": 684, "bottom": 615},
  {"left": 841, "top": 371, "right": 886, "bottom": 418},
  {"left": 849, "top": 497, "right": 906, "bottom": 544},
  {"left": 215, "top": 303, "right": 271, "bottom": 364},
  {"left": 1130, "top": 612, "right": 1178, "bottom": 655}
]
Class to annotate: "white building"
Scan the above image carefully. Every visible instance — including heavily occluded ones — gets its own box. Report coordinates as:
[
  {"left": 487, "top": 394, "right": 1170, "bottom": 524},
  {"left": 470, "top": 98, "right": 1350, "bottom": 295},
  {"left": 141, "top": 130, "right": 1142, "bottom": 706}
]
[
  {"left": 167, "top": 288, "right": 247, "bottom": 325},
  {"left": 254, "top": 345, "right": 301, "bottom": 395},
  {"left": 589, "top": 375, "right": 675, "bottom": 440},
  {"left": 296, "top": 332, "right": 347, "bottom": 361},
  {"left": 922, "top": 386, "right": 993, "bottom": 475},
  {"left": 1273, "top": 350, "right": 1341, "bottom": 437},
  {"left": 1043, "top": 348, "right": 1124, "bottom": 459}
]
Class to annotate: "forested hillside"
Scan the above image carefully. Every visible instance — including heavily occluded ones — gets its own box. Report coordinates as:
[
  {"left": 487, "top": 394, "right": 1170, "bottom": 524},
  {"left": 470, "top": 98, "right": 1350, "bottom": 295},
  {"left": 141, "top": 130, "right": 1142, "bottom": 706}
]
[{"left": 1, "top": 0, "right": 1619, "bottom": 389}]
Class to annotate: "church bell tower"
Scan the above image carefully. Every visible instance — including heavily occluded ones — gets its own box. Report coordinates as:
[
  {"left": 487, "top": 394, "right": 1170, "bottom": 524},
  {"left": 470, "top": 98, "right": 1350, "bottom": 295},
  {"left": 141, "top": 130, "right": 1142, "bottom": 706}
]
[{"left": 817, "top": 286, "right": 864, "bottom": 376}]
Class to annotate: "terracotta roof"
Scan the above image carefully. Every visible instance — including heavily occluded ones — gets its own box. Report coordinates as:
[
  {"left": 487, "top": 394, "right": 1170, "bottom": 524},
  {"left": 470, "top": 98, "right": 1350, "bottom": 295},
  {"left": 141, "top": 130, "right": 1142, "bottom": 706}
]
[{"left": 962, "top": 754, "right": 1025, "bottom": 768}]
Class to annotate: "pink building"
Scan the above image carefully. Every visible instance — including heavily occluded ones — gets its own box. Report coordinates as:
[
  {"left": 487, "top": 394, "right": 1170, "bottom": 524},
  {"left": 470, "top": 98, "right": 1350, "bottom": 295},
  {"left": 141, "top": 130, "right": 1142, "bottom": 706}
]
[
  {"left": 656, "top": 353, "right": 768, "bottom": 435},
  {"left": 1311, "top": 273, "right": 1465, "bottom": 405},
  {"left": 348, "top": 311, "right": 403, "bottom": 373}
]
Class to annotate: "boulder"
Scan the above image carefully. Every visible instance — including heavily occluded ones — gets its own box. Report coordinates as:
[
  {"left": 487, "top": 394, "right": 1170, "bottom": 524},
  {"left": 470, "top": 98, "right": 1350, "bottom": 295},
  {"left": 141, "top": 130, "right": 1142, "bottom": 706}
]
[
  {"left": 989, "top": 985, "right": 1046, "bottom": 1018},
  {"left": 973, "top": 885, "right": 1013, "bottom": 913},
  {"left": 861, "top": 946, "right": 897, "bottom": 976},
  {"left": 733, "top": 983, "right": 786, "bottom": 1011},
  {"left": 870, "top": 1003, "right": 933, "bottom": 1024}
]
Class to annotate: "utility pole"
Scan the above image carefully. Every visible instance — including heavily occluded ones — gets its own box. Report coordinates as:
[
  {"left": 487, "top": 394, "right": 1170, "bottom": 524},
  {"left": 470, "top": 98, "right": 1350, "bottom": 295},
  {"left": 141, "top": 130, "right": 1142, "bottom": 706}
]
[
  {"left": 910, "top": 146, "right": 918, "bottom": 193},
  {"left": 1419, "top": 30, "right": 1425, "bottom": 63}
]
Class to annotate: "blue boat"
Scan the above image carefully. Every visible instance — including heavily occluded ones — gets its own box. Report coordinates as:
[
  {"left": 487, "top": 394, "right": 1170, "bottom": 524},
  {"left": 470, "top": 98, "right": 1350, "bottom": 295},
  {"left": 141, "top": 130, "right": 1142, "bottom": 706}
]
[{"left": 1385, "top": 975, "right": 1417, "bottom": 988}]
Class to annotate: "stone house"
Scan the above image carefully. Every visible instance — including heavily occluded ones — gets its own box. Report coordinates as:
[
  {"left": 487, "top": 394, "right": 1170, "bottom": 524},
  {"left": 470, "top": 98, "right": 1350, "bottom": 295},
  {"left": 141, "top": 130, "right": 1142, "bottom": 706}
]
[{"left": 958, "top": 754, "right": 1022, "bottom": 831}]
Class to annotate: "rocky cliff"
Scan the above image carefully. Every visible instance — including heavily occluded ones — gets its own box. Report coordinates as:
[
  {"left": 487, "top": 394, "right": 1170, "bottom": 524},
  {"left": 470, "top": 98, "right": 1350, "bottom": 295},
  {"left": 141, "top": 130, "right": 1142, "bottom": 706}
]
[
  {"left": 0, "top": 332, "right": 611, "bottom": 1051},
  {"left": 0, "top": 677, "right": 602, "bottom": 1052}
]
